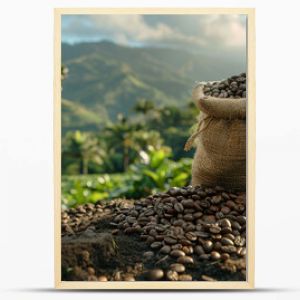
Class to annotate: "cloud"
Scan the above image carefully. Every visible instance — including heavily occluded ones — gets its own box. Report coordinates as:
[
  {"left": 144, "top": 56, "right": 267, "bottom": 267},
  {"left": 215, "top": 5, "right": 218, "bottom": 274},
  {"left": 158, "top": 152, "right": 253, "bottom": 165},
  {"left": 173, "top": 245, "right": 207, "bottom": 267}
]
[{"left": 62, "top": 14, "right": 246, "bottom": 52}]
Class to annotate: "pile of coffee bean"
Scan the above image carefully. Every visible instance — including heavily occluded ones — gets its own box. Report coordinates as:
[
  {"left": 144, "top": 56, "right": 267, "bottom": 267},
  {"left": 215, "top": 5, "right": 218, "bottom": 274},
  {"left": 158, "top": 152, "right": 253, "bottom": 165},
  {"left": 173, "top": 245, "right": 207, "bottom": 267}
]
[
  {"left": 61, "top": 199, "right": 133, "bottom": 236},
  {"left": 61, "top": 185, "right": 246, "bottom": 281},
  {"left": 111, "top": 185, "right": 246, "bottom": 281},
  {"left": 203, "top": 73, "right": 246, "bottom": 98}
]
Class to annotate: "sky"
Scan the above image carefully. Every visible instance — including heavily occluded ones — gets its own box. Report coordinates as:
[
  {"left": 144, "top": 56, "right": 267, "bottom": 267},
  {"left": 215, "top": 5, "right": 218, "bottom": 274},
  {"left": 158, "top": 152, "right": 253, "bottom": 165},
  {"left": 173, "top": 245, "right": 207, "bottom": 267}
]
[{"left": 62, "top": 14, "right": 247, "bottom": 55}]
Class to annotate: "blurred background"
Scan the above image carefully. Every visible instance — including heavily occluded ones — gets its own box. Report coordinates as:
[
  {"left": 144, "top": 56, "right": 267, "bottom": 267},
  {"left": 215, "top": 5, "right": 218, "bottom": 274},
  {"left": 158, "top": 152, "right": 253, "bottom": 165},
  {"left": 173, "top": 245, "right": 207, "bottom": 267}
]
[{"left": 61, "top": 14, "right": 247, "bottom": 208}]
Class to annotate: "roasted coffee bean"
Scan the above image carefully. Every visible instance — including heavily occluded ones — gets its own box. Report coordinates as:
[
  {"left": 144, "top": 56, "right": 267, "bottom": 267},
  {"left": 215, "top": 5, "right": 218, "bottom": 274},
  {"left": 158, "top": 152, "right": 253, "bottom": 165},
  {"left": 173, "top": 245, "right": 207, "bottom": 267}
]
[
  {"left": 195, "top": 231, "right": 210, "bottom": 238},
  {"left": 236, "top": 215, "right": 246, "bottom": 225},
  {"left": 146, "top": 236, "right": 156, "bottom": 244},
  {"left": 221, "top": 237, "right": 234, "bottom": 246},
  {"left": 234, "top": 236, "right": 246, "bottom": 247},
  {"left": 199, "top": 199, "right": 210, "bottom": 208},
  {"left": 177, "top": 255, "right": 194, "bottom": 264},
  {"left": 164, "top": 236, "right": 177, "bottom": 245},
  {"left": 98, "top": 275, "right": 108, "bottom": 282},
  {"left": 203, "top": 240, "right": 214, "bottom": 252},
  {"left": 201, "top": 275, "right": 216, "bottom": 281},
  {"left": 237, "top": 247, "right": 246, "bottom": 256},
  {"left": 195, "top": 245, "right": 205, "bottom": 256},
  {"left": 169, "top": 263, "right": 185, "bottom": 273},
  {"left": 202, "top": 215, "right": 216, "bottom": 223},
  {"left": 211, "top": 251, "right": 221, "bottom": 260},
  {"left": 178, "top": 274, "right": 192, "bottom": 281},
  {"left": 169, "top": 187, "right": 180, "bottom": 196},
  {"left": 182, "top": 246, "right": 194, "bottom": 255},
  {"left": 166, "top": 270, "right": 179, "bottom": 281},
  {"left": 219, "top": 218, "right": 231, "bottom": 228},
  {"left": 174, "top": 203, "right": 184, "bottom": 213},
  {"left": 173, "top": 219, "right": 185, "bottom": 226},
  {"left": 221, "top": 206, "right": 231, "bottom": 215},
  {"left": 171, "top": 244, "right": 183, "bottom": 250},
  {"left": 160, "top": 245, "right": 171, "bottom": 254},
  {"left": 199, "top": 254, "right": 211, "bottom": 260},
  {"left": 221, "top": 245, "right": 237, "bottom": 253},
  {"left": 182, "top": 199, "right": 194, "bottom": 208},
  {"left": 222, "top": 192, "right": 230, "bottom": 200},
  {"left": 209, "top": 226, "right": 222, "bottom": 234},
  {"left": 223, "top": 233, "right": 235, "bottom": 241},
  {"left": 147, "top": 269, "right": 164, "bottom": 281},
  {"left": 184, "top": 223, "right": 196, "bottom": 232},
  {"left": 221, "top": 226, "right": 232, "bottom": 234},
  {"left": 151, "top": 241, "right": 162, "bottom": 250},
  {"left": 232, "top": 221, "right": 242, "bottom": 231},
  {"left": 221, "top": 253, "right": 230, "bottom": 260},
  {"left": 179, "top": 239, "right": 192, "bottom": 246},
  {"left": 213, "top": 241, "right": 222, "bottom": 251},
  {"left": 211, "top": 195, "right": 222, "bottom": 204},
  {"left": 185, "top": 232, "right": 197, "bottom": 241},
  {"left": 170, "top": 250, "right": 186, "bottom": 258},
  {"left": 183, "top": 214, "right": 194, "bottom": 222}
]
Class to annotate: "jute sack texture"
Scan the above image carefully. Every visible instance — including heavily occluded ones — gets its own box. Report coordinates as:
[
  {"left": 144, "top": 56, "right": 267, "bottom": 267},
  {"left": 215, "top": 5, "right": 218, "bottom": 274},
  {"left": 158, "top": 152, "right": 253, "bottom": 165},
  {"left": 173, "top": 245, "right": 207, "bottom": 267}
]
[{"left": 185, "top": 85, "right": 246, "bottom": 191}]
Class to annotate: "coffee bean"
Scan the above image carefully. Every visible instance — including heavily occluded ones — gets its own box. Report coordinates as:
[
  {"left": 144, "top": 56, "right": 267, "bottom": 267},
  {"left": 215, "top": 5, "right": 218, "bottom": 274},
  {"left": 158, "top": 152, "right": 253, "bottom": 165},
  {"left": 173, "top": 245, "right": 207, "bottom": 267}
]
[
  {"left": 211, "top": 251, "right": 221, "bottom": 260},
  {"left": 199, "top": 254, "right": 211, "bottom": 260},
  {"left": 171, "top": 244, "right": 183, "bottom": 250},
  {"left": 174, "top": 203, "right": 184, "bottom": 213},
  {"left": 169, "top": 263, "right": 185, "bottom": 273},
  {"left": 160, "top": 245, "right": 171, "bottom": 254},
  {"left": 219, "top": 218, "right": 231, "bottom": 228},
  {"left": 221, "top": 245, "right": 237, "bottom": 253},
  {"left": 221, "top": 226, "right": 232, "bottom": 234},
  {"left": 232, "top": 221, "right": 242, "bottom": 231},
  {"left": 203, "top": 240, "right": 214, "bottom": 252},
  {"left": 147, "top": 269, "right": 164, "bottom": 281},
  {"left": 164, "top": 236, "right": 177, "bottom": 245},
  {"left": 98, "top": 275, "right": 108, "bottom": 281},
  {"left": 221, "top": 253, "right": 230, "bottom": 260},
  {"left": 201, "top": 275, "right": 216, "bottom": 281},
  {"left": 166, "top": 270, "right": 179, "bottom": 281},
  {"left": 185, "top": 232, "right": 197, "bottom": 241},
  {"left": 234, "top": 236, "right": 246, "bottom": 247},
  {"left": 170, "top": 250, "right": 186, "bottom": 258},
  {"left": 182, "top": 199, "right": 194, "bottom": 208},
  {"left": 177, "top": 256, "right": 194, "bottom": 264},
  {"left": 178, "top": 274, "right": 192, "bottom": 281},
  {"left": 182, "top": 246, "right": 194, "bottom": 255},
  {"left": 151, "top": 241, "right": 162, "bottom": 250},
  {"left": 209, "top": 226, "right": 222, "bottom": 234},
  {"left": 123, "top": 274, "right": 135, "bottom": 281},
  {"left": 221, "top": 237, "right": 234, "bottom": 246},
  {"left": 195, "top": 245, "right": 205, "bottom": 256},
  {"left": 183, "top": 214, "right": 194, "bottom": 222},
  {"left": 213, "top": 241, "right": 222, "bottom": 251},
  {"left": 202, "top": 215, "right": 216, "bottom": 223}
]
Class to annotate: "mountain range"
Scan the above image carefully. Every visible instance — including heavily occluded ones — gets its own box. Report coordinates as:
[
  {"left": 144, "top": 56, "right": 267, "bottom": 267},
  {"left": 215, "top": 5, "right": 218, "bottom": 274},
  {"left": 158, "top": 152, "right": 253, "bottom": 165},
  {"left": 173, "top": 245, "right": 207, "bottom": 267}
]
[{"left": 62, "top": 41, "right": 245, "bottom": 132}]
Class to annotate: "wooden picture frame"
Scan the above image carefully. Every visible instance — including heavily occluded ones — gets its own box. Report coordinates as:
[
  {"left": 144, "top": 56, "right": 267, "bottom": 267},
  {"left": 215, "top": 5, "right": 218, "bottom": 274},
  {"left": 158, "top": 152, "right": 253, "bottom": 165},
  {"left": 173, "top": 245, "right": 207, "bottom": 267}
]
[{"left": 54, "top": 7, "right": 255, "bottom": 289}]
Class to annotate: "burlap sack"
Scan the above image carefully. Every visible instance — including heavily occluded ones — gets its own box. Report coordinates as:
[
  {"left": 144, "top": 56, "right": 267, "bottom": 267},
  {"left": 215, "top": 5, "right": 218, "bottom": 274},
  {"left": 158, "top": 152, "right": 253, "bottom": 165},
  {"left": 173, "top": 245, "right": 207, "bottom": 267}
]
[{"left": 185, "top": 85, "right": 246, "bottom": 191}]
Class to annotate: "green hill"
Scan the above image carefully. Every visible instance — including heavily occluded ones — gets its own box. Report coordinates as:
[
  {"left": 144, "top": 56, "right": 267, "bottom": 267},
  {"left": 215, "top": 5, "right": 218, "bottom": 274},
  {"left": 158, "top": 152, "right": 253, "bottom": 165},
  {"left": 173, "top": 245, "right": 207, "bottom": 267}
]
[
  {"left": 62, "top": 41, "right": 245, "bottom": 130},
  {"left": 62, "top": 99, "right": 107, "bottom": 132}
]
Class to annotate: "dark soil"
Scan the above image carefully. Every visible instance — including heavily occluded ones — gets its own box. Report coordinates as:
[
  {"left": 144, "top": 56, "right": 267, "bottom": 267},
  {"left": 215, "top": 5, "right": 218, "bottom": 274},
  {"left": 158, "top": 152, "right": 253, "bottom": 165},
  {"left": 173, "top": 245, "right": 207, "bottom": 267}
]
[{"left": 62, "top": 216, "right": 245, "bottom": 282}]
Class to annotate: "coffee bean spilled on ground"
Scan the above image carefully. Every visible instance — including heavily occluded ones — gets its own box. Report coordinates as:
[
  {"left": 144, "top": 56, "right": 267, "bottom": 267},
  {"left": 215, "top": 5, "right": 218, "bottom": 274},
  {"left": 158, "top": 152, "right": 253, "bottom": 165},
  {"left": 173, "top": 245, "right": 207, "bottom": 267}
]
[{"left": 62, "top": 185, "right": 246, "bottom": 281}]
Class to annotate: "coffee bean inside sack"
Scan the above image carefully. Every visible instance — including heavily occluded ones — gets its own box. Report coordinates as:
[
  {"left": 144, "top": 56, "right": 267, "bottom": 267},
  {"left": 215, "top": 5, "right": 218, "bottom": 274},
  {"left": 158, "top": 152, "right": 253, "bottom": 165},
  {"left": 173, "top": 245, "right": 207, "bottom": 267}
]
[{"left": 202, "top": 73, "right": 246, "bottom": 99}]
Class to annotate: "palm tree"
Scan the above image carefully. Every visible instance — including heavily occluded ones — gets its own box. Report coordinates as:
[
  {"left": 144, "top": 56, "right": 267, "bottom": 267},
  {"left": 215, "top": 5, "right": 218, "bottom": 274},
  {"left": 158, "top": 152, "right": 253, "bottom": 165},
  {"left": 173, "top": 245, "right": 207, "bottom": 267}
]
[
  {"left": 104, "top": 114, "right": 144, "bottom": 171},
  {"left": 63, "top": 131, "right": 105, "bottom": 174},
  {"left": 133, "top": 99, "right": 155, "bottom": 115}
]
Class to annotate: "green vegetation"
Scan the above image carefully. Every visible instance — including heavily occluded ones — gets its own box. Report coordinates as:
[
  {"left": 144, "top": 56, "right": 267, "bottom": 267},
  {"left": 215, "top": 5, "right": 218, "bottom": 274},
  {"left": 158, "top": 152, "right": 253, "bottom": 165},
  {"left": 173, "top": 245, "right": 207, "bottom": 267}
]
[
  {"left": 62, "top": 147, "right": 192, "bottom": 208},
  {"left": 61, "top": 42, "right": 216, "bottom": 207}
]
